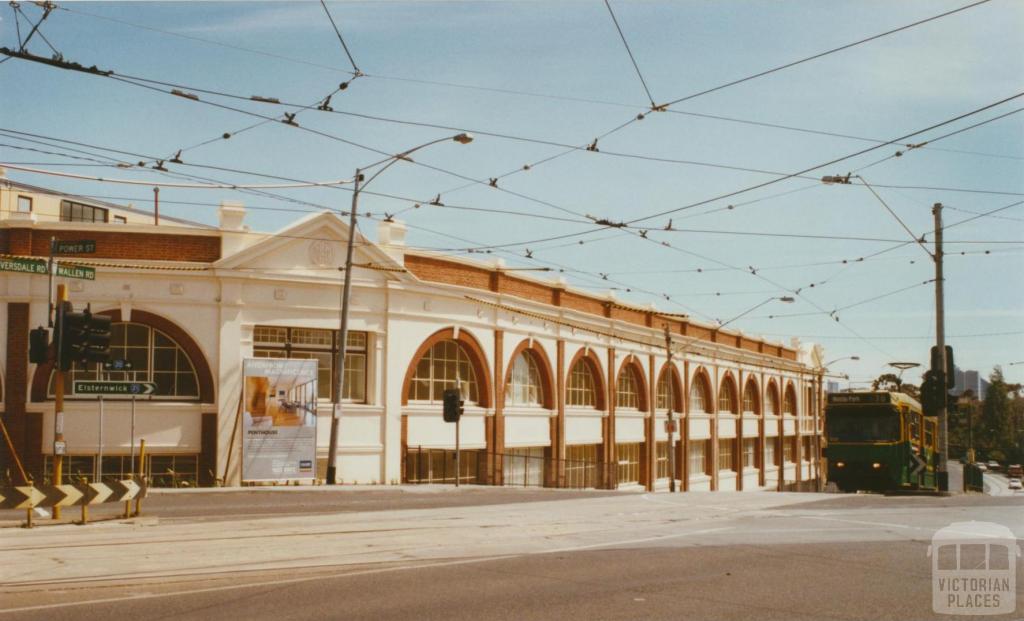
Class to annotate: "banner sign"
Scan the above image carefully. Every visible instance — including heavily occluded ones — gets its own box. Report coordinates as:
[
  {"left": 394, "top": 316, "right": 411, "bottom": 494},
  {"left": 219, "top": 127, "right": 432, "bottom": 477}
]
[{"left": 242, "top": 358, "right": 318, "bottom": 481}]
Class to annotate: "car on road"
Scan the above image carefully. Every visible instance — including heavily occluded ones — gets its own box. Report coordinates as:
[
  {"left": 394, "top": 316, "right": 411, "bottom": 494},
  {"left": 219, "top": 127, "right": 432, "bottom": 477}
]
[
  {"left": 1007, "top": 464, "right": 1023, "bottom": 478},
  {"left": 987, "top": 460, "right": 1001, "bottom": 471},
  {"left": 1008, "top": 478, "right": 1022, "bottom": 491},
  {"left": 975, "top": 463, "right": 988, "bottom": 472}
]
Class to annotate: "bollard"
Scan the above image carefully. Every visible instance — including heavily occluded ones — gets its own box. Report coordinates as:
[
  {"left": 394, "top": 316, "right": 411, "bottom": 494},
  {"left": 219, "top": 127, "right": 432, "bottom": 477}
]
[
  {"left": 25, "top": 507, "right": 32, "bottom": 529},
  {"left": 134, "top": 439, "right": 146, "bottom": 517}
]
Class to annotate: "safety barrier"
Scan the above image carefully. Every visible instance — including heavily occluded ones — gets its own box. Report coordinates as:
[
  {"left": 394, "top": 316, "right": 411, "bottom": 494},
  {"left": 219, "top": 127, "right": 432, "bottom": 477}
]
[{"left": 1, "top": 476, "right": 147, "bottom": 527}]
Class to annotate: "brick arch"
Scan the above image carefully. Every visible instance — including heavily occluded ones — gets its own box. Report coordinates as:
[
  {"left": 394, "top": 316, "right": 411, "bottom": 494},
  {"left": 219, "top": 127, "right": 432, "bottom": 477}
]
[
  {"left": 30, "top": 308, "right": 215, "bottom": 403},
  {"left": 400, "top": 327, "right": 492, "bottom": 407},
  {"left": 783, "top": 381, "right": 798, "bottom": 416},
  {"left": 615, "top": 354, "right": 649, "bottom": 412},
  {"left": 742, "top": 375, "right": 761, "bottom": 415},
  {"left": 503, "top": 339, "right": 555, "bottom": 410},
  {"left": 718, "top": 371, "right": 739, "bottom": 414},
  {"left": 565, "top": 347, "right": 606, "bottom": 411},
  {"left": 765, "top": 379, "right": 781, "bottom": 415},
  {"left": 688, "top": 366, "right": 713, "bottom": 414},
  {"left": 655, "top": 362, "right": 684, "bottom": 413}
]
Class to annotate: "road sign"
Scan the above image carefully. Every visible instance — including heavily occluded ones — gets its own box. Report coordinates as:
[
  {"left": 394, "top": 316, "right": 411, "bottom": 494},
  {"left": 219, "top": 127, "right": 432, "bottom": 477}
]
[
  {"left": 0, "top": 256, "right": 48, "bottom": 275},
  {"left": 664, "top": 419, "right": 677, "bottom": 433},
  {"left": 54, "top": 240, "right": 96, "bottom": 254},
  {"left": 55, "top": 263, "right": 96, "bottom": 280},
  {"left": 104, "top": 359, "right": 134, "bottom": 371},
  {"left": 73, "top": 381, "right": 157, "bottom": 396},
  {"left": 53, "top": 440, "right": 66, "bottom": 455},
  {"left": 910, "top": 450, "right": 926, "bottom": 478}
]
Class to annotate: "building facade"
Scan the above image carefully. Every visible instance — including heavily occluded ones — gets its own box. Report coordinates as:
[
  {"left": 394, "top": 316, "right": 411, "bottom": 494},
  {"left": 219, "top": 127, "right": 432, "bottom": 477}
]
[{"left": 1, "top": 178, "right": 826, "bottom": 491}]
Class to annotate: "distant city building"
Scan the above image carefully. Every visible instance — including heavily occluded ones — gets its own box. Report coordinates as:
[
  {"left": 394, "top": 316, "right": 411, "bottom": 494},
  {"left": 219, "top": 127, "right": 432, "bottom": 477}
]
[{"left": 951, "top": 367, "right": 989, "bottom": 400}]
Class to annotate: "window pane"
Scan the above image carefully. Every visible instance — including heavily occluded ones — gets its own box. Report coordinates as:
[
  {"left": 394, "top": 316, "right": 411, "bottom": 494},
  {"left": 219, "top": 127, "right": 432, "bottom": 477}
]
[
  {"left": 18, "top": 196, "right": 32, "bottom": 212},
  {"left": 153, "top": 347, "right": 176, "bottom": 372}
]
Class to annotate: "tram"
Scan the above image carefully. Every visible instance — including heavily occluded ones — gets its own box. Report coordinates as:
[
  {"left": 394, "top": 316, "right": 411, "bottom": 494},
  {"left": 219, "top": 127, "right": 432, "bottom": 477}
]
[{"left": 824, "top": 391, "right": 939, "bottom": 492}]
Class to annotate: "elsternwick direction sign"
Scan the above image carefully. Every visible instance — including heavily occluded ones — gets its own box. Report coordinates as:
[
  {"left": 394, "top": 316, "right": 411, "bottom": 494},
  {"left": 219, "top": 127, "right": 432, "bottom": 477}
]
[{"left": 73, "top": 381, "right": 157, "bottom": 396}]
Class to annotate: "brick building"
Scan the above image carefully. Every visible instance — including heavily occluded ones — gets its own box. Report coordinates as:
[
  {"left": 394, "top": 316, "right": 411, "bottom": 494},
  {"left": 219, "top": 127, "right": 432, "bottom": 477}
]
[{"left": 1, "top": 177, "right": 826, "bottom": 490}]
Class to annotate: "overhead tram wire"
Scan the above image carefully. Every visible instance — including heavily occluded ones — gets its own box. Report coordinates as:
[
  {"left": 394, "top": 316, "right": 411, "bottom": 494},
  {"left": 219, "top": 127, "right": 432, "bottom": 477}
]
[
  {"left": 319, "top": 0, "right": 362, "bottom": 75},
  {"left": 603, "top": 0, "right": 657, "bottom": 108}
]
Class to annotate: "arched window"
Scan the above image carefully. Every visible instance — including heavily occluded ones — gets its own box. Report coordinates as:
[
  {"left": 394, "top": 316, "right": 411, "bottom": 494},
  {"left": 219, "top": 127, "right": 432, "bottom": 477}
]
[
  {"left": 508, "top": 351, "right": 543, "bottom": 406},
  {"left": 742, "top": 380, "right": 759, "bottom": 415},
  {"left": 689, "top": 375, "right": 710, "bottom": 413},
  {"left": 408, "top": 340, "right": 479, "bottom": 403},
  {"left": 656, "top": 370, "right": 676, "bottom": 411},
  {"left": 783, "top": 386, "right": 797, "bottom": 416},
  {"left": 567, "top": 358, "right": 598, "bottom": 407},
  {"left": 616, "top": 367, "right": 640, "bottom": 409},
  {"left": 49, "top": 322, "right": 199, "bottom": 399},
  {"left": 765, "top": 385, "right": 779, "bottom": 416},
  {"left": 718, "top": 378, "right": 738, "bottom": 414}
]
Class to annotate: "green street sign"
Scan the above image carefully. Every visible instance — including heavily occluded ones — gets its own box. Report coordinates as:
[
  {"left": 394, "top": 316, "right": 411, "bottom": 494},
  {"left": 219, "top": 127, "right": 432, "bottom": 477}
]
[
  {"left": 0, "top": 257, "right": 48, "bottom": 275},
  {"left": 55, "top": 240, "right": 96, "bottom": 254},
  {"left": 56, "top": 263, "right": 96, "bottom": 280},
  {"left": 73, "top": 381, "right": 157, "bottom": 395}
]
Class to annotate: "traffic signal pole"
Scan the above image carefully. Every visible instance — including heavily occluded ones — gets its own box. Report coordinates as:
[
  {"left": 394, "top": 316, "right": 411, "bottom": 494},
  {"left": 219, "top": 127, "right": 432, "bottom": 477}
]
[
  {"left": 933, "top": 203, "right": 949, "bottom": 490},
  {"left": 53, "top": 284, "right": 67, "bottom": 520}
]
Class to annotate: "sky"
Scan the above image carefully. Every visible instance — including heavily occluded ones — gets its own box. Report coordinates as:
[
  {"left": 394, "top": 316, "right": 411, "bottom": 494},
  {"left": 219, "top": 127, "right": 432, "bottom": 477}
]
[{"left": 1, "top": 1, "right": 1022, "bottom": 388}]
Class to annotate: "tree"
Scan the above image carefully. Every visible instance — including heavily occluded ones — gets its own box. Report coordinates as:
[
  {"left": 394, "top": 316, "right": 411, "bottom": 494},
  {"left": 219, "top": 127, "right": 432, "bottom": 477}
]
[
  {"left": 871, "top": 373, "right": 919, "bottom": 399},
  {"left": 979, "top": 367, "right": 1021, "bottom": 461}
]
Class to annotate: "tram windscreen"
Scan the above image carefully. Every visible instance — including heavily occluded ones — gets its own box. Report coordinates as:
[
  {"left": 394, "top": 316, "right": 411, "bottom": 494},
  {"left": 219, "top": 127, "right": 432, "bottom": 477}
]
[{"left": 826, "top": 406, "right": 900, "bottom": 442}]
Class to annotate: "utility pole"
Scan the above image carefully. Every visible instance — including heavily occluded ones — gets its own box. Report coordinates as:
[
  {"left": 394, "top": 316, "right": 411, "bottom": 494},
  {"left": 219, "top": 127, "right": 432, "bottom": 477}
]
[
  {"left": 53, "top": 284, "right": 67, "bottom": 520},
  {"left": 663, "top": 325, "right": 676, "bottom": 492},
  {"left": 933, "top": 203, "right": 949, "bottom": 491},
  {"left": 327, "top": 170, "right": 361, "bottom": 486}
]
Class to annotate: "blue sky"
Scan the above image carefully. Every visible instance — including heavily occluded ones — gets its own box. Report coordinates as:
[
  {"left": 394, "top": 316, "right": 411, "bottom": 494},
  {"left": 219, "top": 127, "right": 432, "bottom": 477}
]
[{"left": 1, "top": 1, "right": 1022, "bottom": 387}]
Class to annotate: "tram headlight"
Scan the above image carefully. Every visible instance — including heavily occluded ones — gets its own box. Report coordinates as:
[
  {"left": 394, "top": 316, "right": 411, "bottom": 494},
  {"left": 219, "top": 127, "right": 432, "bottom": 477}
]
[
  {"left": 835, "top": 461, "right": 845, "bottom": 468},
  {"left": 872, "top": 462, "right": 883, "bottom": 469}
]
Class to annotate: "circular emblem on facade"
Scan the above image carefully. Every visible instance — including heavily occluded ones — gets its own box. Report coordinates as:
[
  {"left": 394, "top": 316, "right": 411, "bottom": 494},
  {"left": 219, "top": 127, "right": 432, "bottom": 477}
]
[{"left": 308, "top": 240, "right": 336, "bottom": 267}]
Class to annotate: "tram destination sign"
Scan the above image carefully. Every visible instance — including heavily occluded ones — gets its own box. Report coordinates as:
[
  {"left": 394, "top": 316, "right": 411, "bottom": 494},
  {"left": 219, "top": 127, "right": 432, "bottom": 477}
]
[
  {"left": 54, "top": 240, "right": 96, "bottom": 254},
  {"left": 73, "top": 381, "right": 157, "bottom": 396},
  {"left": 827, "top": 393, "right": 891, "bottom": 405}
]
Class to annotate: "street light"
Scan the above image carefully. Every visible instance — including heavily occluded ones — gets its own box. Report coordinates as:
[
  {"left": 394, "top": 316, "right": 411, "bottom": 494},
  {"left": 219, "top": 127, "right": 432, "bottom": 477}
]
[
  {"left": 824, "top": 355, "right": 860, "bottom": 367},
  {"left": 326, "top": 133, "right": 474, "bottom": 485},
  {"left": 713, "top": 296, "right": 795, "bottom": 333}
]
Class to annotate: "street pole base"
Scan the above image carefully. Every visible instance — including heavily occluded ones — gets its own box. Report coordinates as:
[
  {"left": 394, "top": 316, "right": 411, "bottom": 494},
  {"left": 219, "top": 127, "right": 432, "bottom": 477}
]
[
  {"left": 937, "top": 471, "right": 949, "bottom": 492},
  {"left": 326, "top": 466, "right": 337, "bottom": 485}
]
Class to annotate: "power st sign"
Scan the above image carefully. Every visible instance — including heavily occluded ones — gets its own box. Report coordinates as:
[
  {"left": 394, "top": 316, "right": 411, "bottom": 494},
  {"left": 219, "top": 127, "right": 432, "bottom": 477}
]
[
  {"left": 55, "top": 240, "right": 96, "bottom": 254},
  {"left": 73, "top": 381, "right": 157, "bottom": 396}
]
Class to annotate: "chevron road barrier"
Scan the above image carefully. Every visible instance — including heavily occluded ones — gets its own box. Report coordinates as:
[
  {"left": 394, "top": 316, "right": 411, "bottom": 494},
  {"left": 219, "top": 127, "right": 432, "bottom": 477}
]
[{"left": 1, "top": 477, "right": 147, "bottom": 527}]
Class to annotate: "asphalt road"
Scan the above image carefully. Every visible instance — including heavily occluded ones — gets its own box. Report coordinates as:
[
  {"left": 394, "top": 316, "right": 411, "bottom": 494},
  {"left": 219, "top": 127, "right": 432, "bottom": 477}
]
[{"left": 2, "top": 487, "right": 1021, "bottom": 621}]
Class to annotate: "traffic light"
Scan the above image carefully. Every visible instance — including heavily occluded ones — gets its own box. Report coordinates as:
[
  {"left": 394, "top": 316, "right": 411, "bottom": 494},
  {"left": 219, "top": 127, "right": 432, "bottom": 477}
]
[
  {"left": 55, "top": 302, "right": 111, "bottom": 371},
  {"left": 29, "top": 327, "right": 50, "bottom": 364},
  {"left": 442, "top": 387, "right": 464, "bottom": 423},
  {"left": 930, "top": 345, "right": 955, "bottom": 389},
  {"left": 920, "top": 369, "right": 946, "bottom": 416}
]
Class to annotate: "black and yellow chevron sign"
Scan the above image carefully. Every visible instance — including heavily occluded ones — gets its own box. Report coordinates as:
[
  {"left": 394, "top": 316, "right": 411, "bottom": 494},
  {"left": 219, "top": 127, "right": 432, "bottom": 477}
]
[{"left": 0, "top": 477, "right": 146, "bottom": 510}]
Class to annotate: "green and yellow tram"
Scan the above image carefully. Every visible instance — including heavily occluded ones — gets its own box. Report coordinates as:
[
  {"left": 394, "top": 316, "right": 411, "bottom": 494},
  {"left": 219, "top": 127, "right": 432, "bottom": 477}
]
[{"left": 824, "top": 391, "right": 939, "bottom": 492}]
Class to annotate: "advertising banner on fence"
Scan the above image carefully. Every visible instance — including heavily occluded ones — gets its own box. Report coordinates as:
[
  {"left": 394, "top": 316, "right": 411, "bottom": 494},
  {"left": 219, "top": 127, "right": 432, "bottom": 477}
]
[{"left": 242, "top": 358, "right": 318, "bottom": 481}]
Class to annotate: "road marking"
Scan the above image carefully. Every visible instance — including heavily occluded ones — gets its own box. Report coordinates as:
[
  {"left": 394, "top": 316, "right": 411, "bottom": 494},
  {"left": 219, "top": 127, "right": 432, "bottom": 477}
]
[{"left": 0, "top": 525, "right": 730, "bottom": 614}]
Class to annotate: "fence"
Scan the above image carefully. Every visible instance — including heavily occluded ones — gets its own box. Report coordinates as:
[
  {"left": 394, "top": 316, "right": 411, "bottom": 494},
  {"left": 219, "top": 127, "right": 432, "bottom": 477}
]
[
  {"left": 404, "top": 447, "right": 614, "bottom": 489},
  {"left": 963, "top": 463, "right": 984, "bottom": 492}
]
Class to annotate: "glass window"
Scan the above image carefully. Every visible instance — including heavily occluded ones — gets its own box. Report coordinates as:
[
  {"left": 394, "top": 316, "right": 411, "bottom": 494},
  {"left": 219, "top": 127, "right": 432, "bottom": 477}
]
[
  {"left": 784, "top": 437, "right": 796, "bottom": 463},
  {"left": 50, "top": 322, "right": 200, "bottom": 400},
  {"left": 718, "top": 379, "right": 737, "bottom": 413},
  {"left": 565, "top": 444, "right": 600, "bottom": 489},
  {"left": 656, "top": 441, "right": 669, "bottom": 479},
  {"left": 783, "top": 388, "right": 797, "bottom": 416},
  {"left": 742, "top": 382, "right": 758, "bottom": 414},
  {"left": 717, "top": 439, "right": 735, "bottom": 471},
  {"left": 689, "top": 440, "right": 708, "bottom": 476},
  {"left": 617, "top": 442, "right": 641, "bottom": 484},
  {"left": 689, "top": 376, "right": 709, "bottom": 413},
  {"left": 567, "top": 358, "right": 598, "bottom": 407},
  {"left": 508, "top": 352, "right": 543, "bottom": 406},
  {"left": 253, "top": 326, "right": 368, "bottom": 402},
  {"left": 114, "top": 215, "right": 127, "bottom": 224},
  {"left": 60, "top": 199, "right": 108, "bottom": 223},
  {"left": 17, "top": 195, "right": 32, "bottom": 212},
  {"left": 408, "top": 339, "right": 479, "bottom": 404},
  {"left": 656, "top": 370, "right": 676, "bottom": 411},
  {"left": 616, "top": 367, "right": 640, "bottom": 409},
  {"left": 743, "top": 438, "right": 758, "bottom": 468},
  {"left": 765, "top": 387, "right": 779, "bottom": 416},
  {"left": 802, "top": 437, "right": 813, "bottom": 462},
  {"left": 765, "top": 438, "right": 777, "bottom": 467}
]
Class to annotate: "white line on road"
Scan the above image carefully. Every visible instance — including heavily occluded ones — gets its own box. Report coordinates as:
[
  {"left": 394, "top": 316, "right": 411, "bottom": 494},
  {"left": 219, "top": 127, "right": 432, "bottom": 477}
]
[{"left": 0, "top": 525, "right": 730, "bottom": 615}]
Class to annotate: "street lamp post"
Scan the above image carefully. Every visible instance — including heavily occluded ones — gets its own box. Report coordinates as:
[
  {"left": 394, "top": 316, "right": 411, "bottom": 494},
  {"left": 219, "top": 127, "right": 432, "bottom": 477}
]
[{"left": 326, "top": 133, "right": 474, "bottom": 486}]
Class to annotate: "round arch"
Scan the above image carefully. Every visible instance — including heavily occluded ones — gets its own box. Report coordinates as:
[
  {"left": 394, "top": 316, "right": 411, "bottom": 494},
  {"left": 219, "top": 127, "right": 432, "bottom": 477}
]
[
  {"left": 783, "top": 381, "right": 798, "bottom": 416},
  {"left": 401, "top": 327, "right": 493, "bottom": 407},
  {"left": 655, "top": 362, "right": 684, "bottom": 413},
  {"left": 718, "top": 371, "right": 739, "bottom": 414},
  {"left": 30, "top": 308, "right": 216, "bottom": 403},
  {"left": 615, "top": 355, "right": 649, "bottom": 412},
  {"left": 765, "top": 379, "right": 781, "bottom": 416},
  {"left": 688, "top": 366, "right": 714, "bottom": 414},
  {"left": 742, "top": 376, "right": 761, "bottom": 415},
  {"left": 503, "top": 339, "right": 555, "bottom": 410},
  {"left": 565, "top": 347, "right": 606, "bottom": 411}
]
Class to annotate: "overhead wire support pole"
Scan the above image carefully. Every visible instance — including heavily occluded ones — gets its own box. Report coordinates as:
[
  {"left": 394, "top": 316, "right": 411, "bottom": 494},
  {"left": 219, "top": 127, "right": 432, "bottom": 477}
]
[
  {"left": 933, "top": 203, "right": 949, "bottom": 491},
  {"left": 663, "top": 325, "right": 676, "bottom": 492}
]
